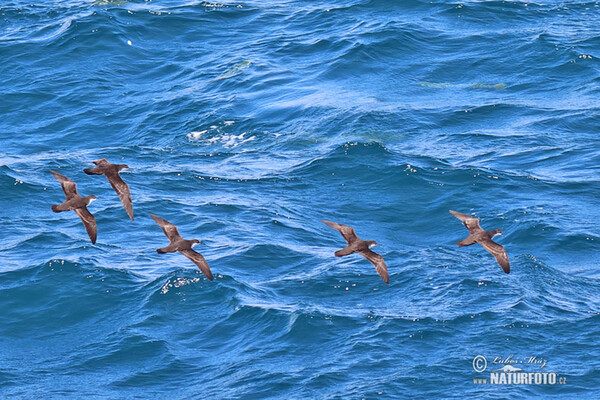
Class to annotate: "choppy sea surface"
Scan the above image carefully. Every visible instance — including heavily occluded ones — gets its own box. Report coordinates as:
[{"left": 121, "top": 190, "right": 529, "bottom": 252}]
[{"left": 1, "top": 0, "right": 600, "bottom": 398}]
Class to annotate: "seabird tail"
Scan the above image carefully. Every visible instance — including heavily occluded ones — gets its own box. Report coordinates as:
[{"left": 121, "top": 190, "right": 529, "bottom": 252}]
[
  {"left": 83, "top": 168, "right": 103, "bottom": 175},
  {"left": 334, "top": 246, "right": 354, "bottom": 257},
  {"left": 457, "top": 236, "right": 476, "bottom": 247}
]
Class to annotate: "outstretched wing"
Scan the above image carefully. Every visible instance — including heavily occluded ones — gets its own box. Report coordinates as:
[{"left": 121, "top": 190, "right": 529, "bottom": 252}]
[
  {"left": 322, "top": 220, "right": 358, "bottom": 244},
  {"left": 449, "top": 210, "right": 482, "bottom": 233},
  {"left": 358, "top": 249, "right": 389, "bottom": 284},
  {"left": 478, "top": 238, "right": 510, "bottom": 274},
  {"left": 180, "top": 249, "right": 214, "bottom": 281},
  {"left": 75, "top": 206, "right": 97, "bottom": 244},
  {"left": 50, "top": 170, "right": 79, "bottom": 200},
  {"left": 106, "top": 171, "right": 133, "bottom": 220},
  {"left": 150, "top": 213, "right": 183, "bottom": 243}
]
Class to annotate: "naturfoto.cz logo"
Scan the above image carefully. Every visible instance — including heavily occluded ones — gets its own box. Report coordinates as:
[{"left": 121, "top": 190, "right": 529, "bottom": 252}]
[{"left": 472, "top": 355, "right": 567, "bottom": 385}]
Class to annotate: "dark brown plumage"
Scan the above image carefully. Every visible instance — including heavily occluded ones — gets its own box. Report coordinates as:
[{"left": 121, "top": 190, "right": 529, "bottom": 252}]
[
  {"left": 322, "top": 220, "right": 389, "bottom": 284},
  {"left": 84, "top": 158, "right": 133, "bottom": 220},
  {"left": 150, "top": 213, "right": 213, "bottom": 281},
  {"left": 449, "top": 210, "right": 510, "bottom": 274},
  {"left": 50, "top": 170, "right": 98, "bottom": 244}
]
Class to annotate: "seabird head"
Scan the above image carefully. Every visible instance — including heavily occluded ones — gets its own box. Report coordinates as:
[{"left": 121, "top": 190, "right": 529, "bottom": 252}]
[
  {"left": 191, "top": 239, "right": 203, "bottom": 247},
  {"left": 118, "top": 164, "right": 132, "bottom": 171},
  {"left": 492, "top": 229, "right": 503, "bottom": 238},
  {"left": 366, "top": 240, "right": 380, "bottom": 249},
  {"left": 86, "top": 195, "right": 98, "bottom": 205}
]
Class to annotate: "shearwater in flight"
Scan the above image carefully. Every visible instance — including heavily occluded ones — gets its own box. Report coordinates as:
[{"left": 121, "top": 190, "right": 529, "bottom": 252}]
[
  {"left": 150, "top": 213, "right": 214, "bottom": 281},
  {"left": 322, "top": 220, "right": 389, "bottom": 283},
  {"left": 84, "top": 158, "right": 133, "bottom": 220},
  {"left": 449, "top": 210, "right": 510, "bottom": 273},
  {"left": 50, "top": 170, "right": 98, "bottom": 244}
]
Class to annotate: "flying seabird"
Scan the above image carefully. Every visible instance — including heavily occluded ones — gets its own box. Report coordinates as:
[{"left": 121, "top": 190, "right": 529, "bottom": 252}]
[
  {"left": 50, "top": 170, "right": 98, "bottom": 244},
  {"left": 150, "top": 213, "right": 213, "bottom": 281},
  {"left": 322, "top": 220, "right": 389, "bottom": 283},
  {"left": 84, "top": 158, "right": 133, "bottom": 220},
  {"left": 449, "top": 210, "right": 510, "bottom": 273}
]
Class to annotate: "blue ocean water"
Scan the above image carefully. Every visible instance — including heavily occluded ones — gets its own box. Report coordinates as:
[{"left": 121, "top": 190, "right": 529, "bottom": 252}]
[{"left": 1, "top": 0, "right": 600, "bottom": 397}]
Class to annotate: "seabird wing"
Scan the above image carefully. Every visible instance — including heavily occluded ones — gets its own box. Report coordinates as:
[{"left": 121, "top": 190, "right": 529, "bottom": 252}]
[
  {"left": 75, "top": 206, "right": 97, "bottom": 244},
  {"left": 92, "top": 158, "right": 110, "bottom": 166},
  {"left": 85, "top": 159, "right": 110, "bottom": 174},
  {"left": 449, "top": 210, "right": 481, "bottom": 232},
  {"left": 358, "top": 249, "right": 389, "bottom": 284},
  {"left": 150, "top": 213, "right": 183, "bottom": 243},
  {"left": 180, "top": 249, "right": 214, "bottom": 281},
  {"left": 478, "top": 238, "right": 510, "bottom": 274},
  {"left": 106, "top": 171, "right": 134, "bottom": 220},
  {"left": 50, "top": 170, "right": 79, "bottom": 200},
  {"left": 322, "top": 220, "right": 358, "bottom": 244}
]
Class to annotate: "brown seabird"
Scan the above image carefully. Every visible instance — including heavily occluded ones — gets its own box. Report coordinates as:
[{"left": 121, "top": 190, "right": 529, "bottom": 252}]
[
  {"left": 150, "top": 213, "right": 214, "bottom": 281},
  {"left": 50, "top": 170, "right": 98, "bottom": 244},
  {"left": 84, "top": 158, "right": 133, "bottom": 220},
  {"left": 449, "top": 210, "right": 510, "bottom": 273},
  {"left": 322, "top": 220, "right": 389, "bottom": 284}
]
